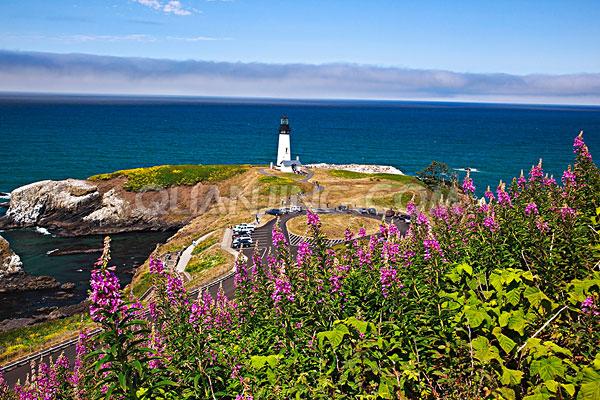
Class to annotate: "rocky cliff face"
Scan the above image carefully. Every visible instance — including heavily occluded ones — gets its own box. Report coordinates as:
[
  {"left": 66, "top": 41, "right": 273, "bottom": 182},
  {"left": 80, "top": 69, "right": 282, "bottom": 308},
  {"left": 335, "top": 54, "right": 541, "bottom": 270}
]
[
  {"left": 0, "top": 234, "right": 23, "bottom": 278},
  {"left": 0, "top": 179, "right": 192, "bottom": 236}
]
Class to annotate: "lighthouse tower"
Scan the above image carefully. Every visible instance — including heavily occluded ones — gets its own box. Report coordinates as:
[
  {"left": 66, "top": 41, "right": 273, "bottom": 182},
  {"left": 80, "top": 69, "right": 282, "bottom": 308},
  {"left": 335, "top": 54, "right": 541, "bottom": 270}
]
[{"left": 276, "top": 115, "right": 292, "bottom": 166}]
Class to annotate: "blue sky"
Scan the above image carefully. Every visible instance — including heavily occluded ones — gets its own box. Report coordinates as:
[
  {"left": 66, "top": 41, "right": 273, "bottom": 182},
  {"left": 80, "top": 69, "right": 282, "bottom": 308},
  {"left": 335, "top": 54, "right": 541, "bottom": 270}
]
[{"left": 1, "top": 0, "right": 600, "bottom": 103}]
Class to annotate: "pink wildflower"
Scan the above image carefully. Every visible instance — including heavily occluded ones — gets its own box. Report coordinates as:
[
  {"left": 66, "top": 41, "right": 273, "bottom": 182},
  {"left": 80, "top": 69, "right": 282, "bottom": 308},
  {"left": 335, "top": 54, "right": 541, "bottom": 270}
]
[
  {"left": 462, "top": 170, "right": 475, "bottom": 195},
  {"left": 307, "top": 210, "right": 320, "bottom": 227},
  {"left": 524, "top": 202, "right": 539, "bottom": 216}
]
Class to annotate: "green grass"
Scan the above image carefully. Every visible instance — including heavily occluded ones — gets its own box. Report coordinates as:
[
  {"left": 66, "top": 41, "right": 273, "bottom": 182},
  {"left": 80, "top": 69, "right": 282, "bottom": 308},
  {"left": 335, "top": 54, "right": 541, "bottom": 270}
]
[
  {"left": 0, "top": 314, "right": 93, "bottom": 363},
  {"left": 132, "top": 269, "right": 153, "bottom": 299},
  {"left": 89, "top": 164, "right": 248, "bottom": 192},
  {"left": 327, "top": 169, "right": 425, "bottom": 186},
  {"left": 186, "top": 253, "right": 226, "bottom": 274},
  {"left": 258, "top": 175, "right": 304, "bottom": 195},
  {"left": 191, "top": 236, "right": 218, "bottom": 255}
]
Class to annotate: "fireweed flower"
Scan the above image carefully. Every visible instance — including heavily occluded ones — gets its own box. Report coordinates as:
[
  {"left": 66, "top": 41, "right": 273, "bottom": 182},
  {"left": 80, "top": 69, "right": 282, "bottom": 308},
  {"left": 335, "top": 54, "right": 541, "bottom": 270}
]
[
  {"left": 358, "top": 227, "right": 367, "bottom": 237},
  {"left": 380, "top": 266, "right": 398, "bottom": 298},
  {"left": 272, "top": 226, "right": 287, "bottom": 247},
  {"left": 416, "top": 213, "right": 429, "bottom": 226},
  {"left": 525, "top": 202, "right": 539, "bottom": 216},
  {"left": 89, "top": 268, "right": 123, "bottom": 323},
  {"left": 484, "top": 185, "right": 495, "bottom": 201},
  {"left": 517, "top": 170, "right": 527, "bottom": 187},
  {"left": 574, "top": 131, "right": 593, "bottom": 160},
  {"left": 535, "top": 218, "right": 550, "bottom": 233},
  {"left": 562, "top": 166, "right": 576, "bottom": 186},
  {"left": 462, "top": 171, "right": 475, "bottom": 195},
  {"left": 431, "top": 205, "right": 449, "bottom": 222},
  {"left": 344, "top": 228, "right": 354, "bottom": 242},
  {"left": 423, "top": 237, "right": 442, "bottom": 260},
  {"left": 543, "top": 174, "right": 556, "bottom": 186},
  {"left": 149, "top": 257, "right": 164, "bottom": 274},
  {"left": 272, "top": 276, "right": 293, "bottom": 304},
  {"left": 496, "top": 181, "right": 512, "bottom": 207},
  {"left": 581, "top": 296, "right": 599, "bottom": 315},
  {"left": 559, "top": 205, "right": 576, "bottom": 221},
  {"left": 529, "top": 159, "right": 544, "bottom": 182},
  {"left": 483, "top": 214, "right": 498, "bottom": 232},
  {"left": 307, "top": 210, "right": 320, "bottom": 227},
  {"left": 166, "top": 274, "right": 187, "bottom": 305},
  {"left": 406, "top": 201, "right": 417, "bottom": 215},
  {"left": 329, "top": 274, "right": 342, "bottom": 293}
]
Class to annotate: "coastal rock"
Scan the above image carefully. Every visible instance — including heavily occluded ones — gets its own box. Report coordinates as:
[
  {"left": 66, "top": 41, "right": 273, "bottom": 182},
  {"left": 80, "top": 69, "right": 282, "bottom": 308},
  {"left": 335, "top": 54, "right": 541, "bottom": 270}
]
[
  {"left": 306, "top": 163, "right": 404, "bottom": 175},
  {"left": 0, "top": 234, "right": 23, "bottom": 278},
  {"left": 0, "top": 273, "right": 60, "bottom": 294},
  {"left": 0, "top": 178, "right": 187, "bottom": 236}
]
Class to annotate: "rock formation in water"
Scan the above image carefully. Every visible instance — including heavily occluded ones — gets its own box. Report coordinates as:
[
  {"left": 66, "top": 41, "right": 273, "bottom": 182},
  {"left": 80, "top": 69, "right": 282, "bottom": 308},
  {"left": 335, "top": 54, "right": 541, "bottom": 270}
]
[
  {"left": 0, "top": 178, "right": 207, "bottom": 236},
  {"left": 0, "top": 234, "right": 23, "bottom": 277},
  {"left": 0, "top": 234, "right": 60, "bottom": 294}
]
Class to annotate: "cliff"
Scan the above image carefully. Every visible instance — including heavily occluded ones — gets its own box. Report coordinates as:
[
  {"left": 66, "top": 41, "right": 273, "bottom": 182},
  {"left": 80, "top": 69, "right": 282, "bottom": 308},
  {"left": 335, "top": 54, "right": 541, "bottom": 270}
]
[
  {"left": 0, "top": 178, "right": 196, "bottom": 236},
  {"left": 0, "top": 234, "right": 23, "bottom": 278}
]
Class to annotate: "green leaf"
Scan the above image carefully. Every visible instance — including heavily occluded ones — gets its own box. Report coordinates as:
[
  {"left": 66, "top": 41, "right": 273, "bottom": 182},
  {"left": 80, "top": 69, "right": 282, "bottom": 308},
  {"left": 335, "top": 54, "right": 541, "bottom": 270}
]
[
  {"left": 578, "top": 367, "right": 600, "bottom": 400},
  {"left": 456, "top": 263, "right": 473, "bottom": 276},
  {"left": 495, "top": 387, "right": 516, "bottom": 400},
  {"left": 523, "top": 286, "right": 550, "bottom": 308},
  {"left": 343, "top": 317, "right": 371, "bottom": 335},
  {"left": 118, "top": 372, "right": 127, "bottom": 392},
  {"left": 505, "top": 287, "right": 524, "bottom": 306},
  {"left": 465, "top": 307, "right": 489, "bottom": 328},
  {"left": 251, "top": 355, "right": 282, "bottom": 370},
  {"left": 501, "top": 366, "right": 524, "bottom": 386},
  {"left": 493, "top": 328, "right": 517, "bottom": 354},
  {"left": 530, "top": 356, "right": 566, "bottom": 381},
  {"left": 472, "top": 337, "right": 501, "bottom": 363},
  {"left": 507, "top": 309, "right": 528, "bottom": 335},
  {"left": 317, "top": 324, "right": 350, "bottom": 350}
]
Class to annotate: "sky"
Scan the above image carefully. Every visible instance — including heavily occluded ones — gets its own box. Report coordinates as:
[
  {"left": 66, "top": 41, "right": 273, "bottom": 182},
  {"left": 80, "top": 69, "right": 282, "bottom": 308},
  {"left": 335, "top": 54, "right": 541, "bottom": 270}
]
[{"left": 1, "top": 0, "right": 600, "bottom": 104}]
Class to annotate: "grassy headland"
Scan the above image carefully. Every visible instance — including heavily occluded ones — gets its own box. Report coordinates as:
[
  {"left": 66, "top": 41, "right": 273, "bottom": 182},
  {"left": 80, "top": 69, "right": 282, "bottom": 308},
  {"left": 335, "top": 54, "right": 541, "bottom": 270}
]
[{"left": 89, "top": 164, "right": 248, "bottom": 192}]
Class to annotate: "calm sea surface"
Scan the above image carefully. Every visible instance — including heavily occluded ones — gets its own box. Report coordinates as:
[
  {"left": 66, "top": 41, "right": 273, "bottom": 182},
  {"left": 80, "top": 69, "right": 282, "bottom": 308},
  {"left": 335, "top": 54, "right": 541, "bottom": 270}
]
[{"left": 0, "top": 94, "right": 599, "bottom": 319}]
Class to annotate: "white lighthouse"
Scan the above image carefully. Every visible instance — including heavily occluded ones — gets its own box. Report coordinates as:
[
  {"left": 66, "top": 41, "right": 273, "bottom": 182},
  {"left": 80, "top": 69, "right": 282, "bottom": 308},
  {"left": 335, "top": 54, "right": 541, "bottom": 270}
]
[
  {"left": 276, "top": 115, "right": 291, "bottom": 166},
  {"left": 274, "top": 115, "right": 301, "bottom": 173}
]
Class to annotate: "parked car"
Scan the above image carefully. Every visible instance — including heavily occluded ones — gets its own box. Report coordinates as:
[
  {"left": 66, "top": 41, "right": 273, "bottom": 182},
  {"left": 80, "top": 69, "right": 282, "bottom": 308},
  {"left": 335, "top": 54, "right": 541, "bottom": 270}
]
[
  {"left": 337, "top": 205, "right": 349, "bottom": 212},
  {"left": 289, "top": 205, "right": 303, "bottom": 212},
  {"left": 367, "top": 208, "right": 377, "bottom": 215},
  {"left": 232, "top": 236, "right": 253, "bottom": 248},
  {"left": 384, "top": 209, "right": 395, "bottom": 217},
  {"left": 265, "top": 208, "right": 283, "bottom": 216},
  {"left": 233, "top": 224, "right": 255, "bottom": 235},
  {"left": 357, "top": 208, "right": 369, "bottom": 214},
  {"left": 397, "top": 214, "right": 411, "bottom": 223}
]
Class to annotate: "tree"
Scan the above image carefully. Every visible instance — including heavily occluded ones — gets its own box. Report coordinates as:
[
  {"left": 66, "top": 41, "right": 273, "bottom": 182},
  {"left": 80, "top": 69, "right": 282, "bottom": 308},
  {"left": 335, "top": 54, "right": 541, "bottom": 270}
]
[{"left": 416, "top": 160, "right": 451, "bottom": 188}]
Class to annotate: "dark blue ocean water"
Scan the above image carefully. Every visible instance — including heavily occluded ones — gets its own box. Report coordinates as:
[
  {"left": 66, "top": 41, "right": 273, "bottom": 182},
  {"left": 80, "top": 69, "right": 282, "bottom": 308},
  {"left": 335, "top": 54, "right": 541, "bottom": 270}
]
[{"left": 1, "top": 95, "right": 599, "bottom": 195}]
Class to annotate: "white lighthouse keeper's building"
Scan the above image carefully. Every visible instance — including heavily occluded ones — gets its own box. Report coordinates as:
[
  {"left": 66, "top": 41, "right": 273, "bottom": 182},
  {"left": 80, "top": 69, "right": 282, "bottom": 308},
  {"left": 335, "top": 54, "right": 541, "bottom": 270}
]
[{"left": 274, "top": 115, "right": 302, "bottom": 173}]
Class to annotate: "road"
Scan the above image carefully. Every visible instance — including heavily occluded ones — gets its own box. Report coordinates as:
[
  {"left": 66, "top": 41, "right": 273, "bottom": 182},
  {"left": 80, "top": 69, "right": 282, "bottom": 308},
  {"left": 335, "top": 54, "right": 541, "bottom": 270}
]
[{"left": 1, "top": 210, "right": 406, "bottom": 387}]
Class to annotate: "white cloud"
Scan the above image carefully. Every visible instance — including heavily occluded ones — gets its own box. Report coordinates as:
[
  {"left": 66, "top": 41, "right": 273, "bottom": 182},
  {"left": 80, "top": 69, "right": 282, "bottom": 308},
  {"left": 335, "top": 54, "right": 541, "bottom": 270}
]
[
  {"left": 132, "top": 0, "right": 193, "bottom": 16},
  {"left": 2, "top": 50, "right": 599, "bottom": 104},
  {"left": 162, "top": 1, "right": 192, "bottom": 15},
  {"left": 68, "top": 34, "right": 157, "bottom": 43},
  {"left": 167, "top": 35, "right": 230, "bottom": 41}
]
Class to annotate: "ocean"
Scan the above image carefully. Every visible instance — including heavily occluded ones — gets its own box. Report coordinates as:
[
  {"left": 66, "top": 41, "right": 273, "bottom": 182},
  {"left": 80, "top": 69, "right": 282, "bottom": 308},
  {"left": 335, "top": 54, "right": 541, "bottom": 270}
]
[{"left": 0, "top": 94, "right": 599, "bottom": 319}]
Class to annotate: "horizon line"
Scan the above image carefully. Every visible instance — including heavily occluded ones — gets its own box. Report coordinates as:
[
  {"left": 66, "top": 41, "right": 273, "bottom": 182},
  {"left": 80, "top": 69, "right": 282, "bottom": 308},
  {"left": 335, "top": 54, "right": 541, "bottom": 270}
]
[{"left": 2, "top": 91, "right": 600, "bottom": 109}]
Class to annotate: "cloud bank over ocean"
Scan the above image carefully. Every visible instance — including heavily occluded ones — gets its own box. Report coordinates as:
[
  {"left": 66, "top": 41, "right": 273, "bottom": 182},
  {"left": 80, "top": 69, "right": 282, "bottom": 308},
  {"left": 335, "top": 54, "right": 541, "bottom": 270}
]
[{"left": 1, "top": 50, "right": 599, "bottom": 104}]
